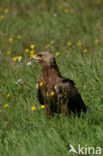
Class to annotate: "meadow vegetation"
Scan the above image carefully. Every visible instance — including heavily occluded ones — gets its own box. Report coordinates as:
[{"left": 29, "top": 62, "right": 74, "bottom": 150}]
[{"left": 0, "top": 0, "right": 103, "bottom": 155}]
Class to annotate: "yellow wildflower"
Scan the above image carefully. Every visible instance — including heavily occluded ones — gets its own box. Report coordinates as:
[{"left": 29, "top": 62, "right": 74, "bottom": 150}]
[
  {"left": 51, "top": 91, "right": 55, "bottom": 96},
  {"left": 6, "top": 94, "right": 11, "bottom": 98},
  {"left": 25, "top": 49, "right": 29, "bottom": 53},
  {"left": 30, "top": 54, "right": 35, "bottom": 58},
  {"left": 30, "top": 50, "right": 35, "bottom": 55},
  {"left": 83, "top": 49, "right": 87, "bottom": 53},
  {"left": 4, "top": 8, "right": 9, "bottom": 13},
  {"left": 4, "top": 104, "right": 9, "bottom": 108},
  {"left": 70, "top": 10, "right": 74, "bottom": 14},
  {"left": 7, "top": 51, "right": 11, "bottom": 55},
  {"left": 77, "top": 42, "right": 82, "bottom": 47},
  {"left": 4, "top": 121, "right": 8, "bottom": 125},
  {"left": 95, "top": 40, "right": 99, "bottom": 44},
  {"left": 55, "top": 52, "right": 60, "bottom": 56},
  {"left": 30, "top": 44, "right": 35, "bottom": 49},
  {"left": 67, "top": 42, "right": 71, "bottom": 46},
  {"left": 12, "top": 56, "right": 19, "bottom": 61},
  {"left": 41, "top": 105, "right": 45, "bottom": 109},
  {"left": 0, "top": 15, "right": 4, "bottom": 21},
  {"left": 17, "top": 35, "right": 21, "bottom": 39},
  {"left": 39, "top": 81, "right": 43, "bottom": 87},
  {"left": 8, "top": 38, "right": 13, "bottom": 43},
  {"left": 12, "top": 56, "right": 22, "bottom": 62},
  {"left": 31, "top": 106, "right": 36, "bottom": 111},
  {"left": 45, "top": 43, "right": 50, "bottom": 48},
  {"left": 64, "top": 9, "right": 68, "bottom": 13}
]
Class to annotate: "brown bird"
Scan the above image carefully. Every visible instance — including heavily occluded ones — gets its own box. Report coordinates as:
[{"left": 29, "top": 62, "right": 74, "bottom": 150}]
[{"left": 33, "top": 52, "right": 87, "bottom": 117}]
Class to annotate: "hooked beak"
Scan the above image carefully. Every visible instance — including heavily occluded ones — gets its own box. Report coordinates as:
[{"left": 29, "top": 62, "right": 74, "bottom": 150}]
[{"left": 31, "top": 55, "right": 41, "bottom": 62}]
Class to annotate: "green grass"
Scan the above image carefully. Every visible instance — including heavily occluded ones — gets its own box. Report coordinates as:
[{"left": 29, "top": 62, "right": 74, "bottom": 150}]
[{"left": 0, "top": 0, "right": 103, "bottom": 155}]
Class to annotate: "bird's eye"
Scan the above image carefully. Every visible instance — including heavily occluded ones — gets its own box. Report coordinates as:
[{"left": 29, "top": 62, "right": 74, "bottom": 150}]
[{"left": 37, "top": 54, "right": 43, "bottom": 57}]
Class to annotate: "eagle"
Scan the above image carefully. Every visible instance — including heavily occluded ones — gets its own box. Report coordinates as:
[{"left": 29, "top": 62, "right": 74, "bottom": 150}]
[{"left": 33, "top": 52, "right": 87, "bottom": 117}]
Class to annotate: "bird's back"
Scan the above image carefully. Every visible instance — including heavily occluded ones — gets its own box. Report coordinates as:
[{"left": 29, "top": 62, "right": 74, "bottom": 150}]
[{"left": 55, "top": 77, "right": 87, "bottom": 115}]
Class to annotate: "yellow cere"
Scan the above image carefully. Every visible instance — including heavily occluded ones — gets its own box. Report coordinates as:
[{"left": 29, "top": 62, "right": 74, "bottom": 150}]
[
  {"left": 83, "top": 49, "right": 87, "bottom": 53},
  {"left": 39, "top": 81, "right": 43, "bottom": 87},
  {"left": 8, "top": 38, "right": 13, "bottom": 43},
  {"left": 4, "top": 104, "right": 9, "bottom": 108},
  {"left": 30, "top": 44, "right": 35, "bottom": 49},
  {"left": 6, "top": 94, "right": 11, "bottom": 98},
  {"left": 25, "top": 49, "right": 29, "bottom": 53},
  {"left": 41, "top": 105, "right": 45, "bottom": 109},
  {"left": 4, "top": 8, "right": 9, "bottom": 13},
  {"left": 17, "top": 35, "right": 21, "bottom": 39},
  {"left": 51, "top": 91, "right": 55, "bottom": 96},
  {"left": 77, "top": 42, "right": 82, "bottom": 46},
  {"left": 55, "top": 52, "right": 60, "bottom": 56},
  {"left": 31, "top": 106, "right": 36, "bottom": 111},
  {"left": 7, "top": 51, "right": 11, "bottom": 55},
  {"left": 67, "top": 42, "right": 71, "bottom": 46}
]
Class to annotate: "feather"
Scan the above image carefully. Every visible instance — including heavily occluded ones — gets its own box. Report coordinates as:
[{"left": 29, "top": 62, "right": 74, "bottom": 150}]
[{"left": 35, "top": 52, "right": 87, "bottom": 116}]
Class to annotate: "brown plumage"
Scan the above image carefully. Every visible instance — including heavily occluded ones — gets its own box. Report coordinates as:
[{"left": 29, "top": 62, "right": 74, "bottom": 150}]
[{"left": 34, "top": 52, "right": 87, "bottom": 117}]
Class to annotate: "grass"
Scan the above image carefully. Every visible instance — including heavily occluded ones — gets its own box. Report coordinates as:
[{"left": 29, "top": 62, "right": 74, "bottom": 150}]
[{"left": 0, "top": 0, "right": 103, "bottom": 155}]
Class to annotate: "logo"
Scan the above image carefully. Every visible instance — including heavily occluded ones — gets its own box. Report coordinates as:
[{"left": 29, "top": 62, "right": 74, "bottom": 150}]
[
  {"left": 69, "top": 144, "right": 101, "bottom": 155},
  {"left": 69, "top": 144, "right": 77, "bottom": 153}
]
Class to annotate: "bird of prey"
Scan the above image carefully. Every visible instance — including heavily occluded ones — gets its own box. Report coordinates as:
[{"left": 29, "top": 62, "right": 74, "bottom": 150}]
[{"left": 33, "top": 52, "right": 87, "bottom": 117}]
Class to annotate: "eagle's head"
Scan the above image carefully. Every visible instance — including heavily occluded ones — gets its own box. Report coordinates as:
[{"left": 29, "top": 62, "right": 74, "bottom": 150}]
[{"left": 33, "top": 52, "right": 55, "bottom": 65}]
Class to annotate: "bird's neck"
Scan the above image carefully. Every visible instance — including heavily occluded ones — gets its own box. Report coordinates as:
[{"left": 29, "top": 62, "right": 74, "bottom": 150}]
[
  {"left": 42, "top": 63, "right": 61, "bottom": 77},
  {"left": 41, "top": 63, "right": 61, "bottom": 89}
]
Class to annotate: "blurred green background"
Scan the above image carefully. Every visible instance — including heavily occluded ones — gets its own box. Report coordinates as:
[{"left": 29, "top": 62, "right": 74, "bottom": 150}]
[{"left": 0, "top": 0, "right": 103, "bottom": 155}]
